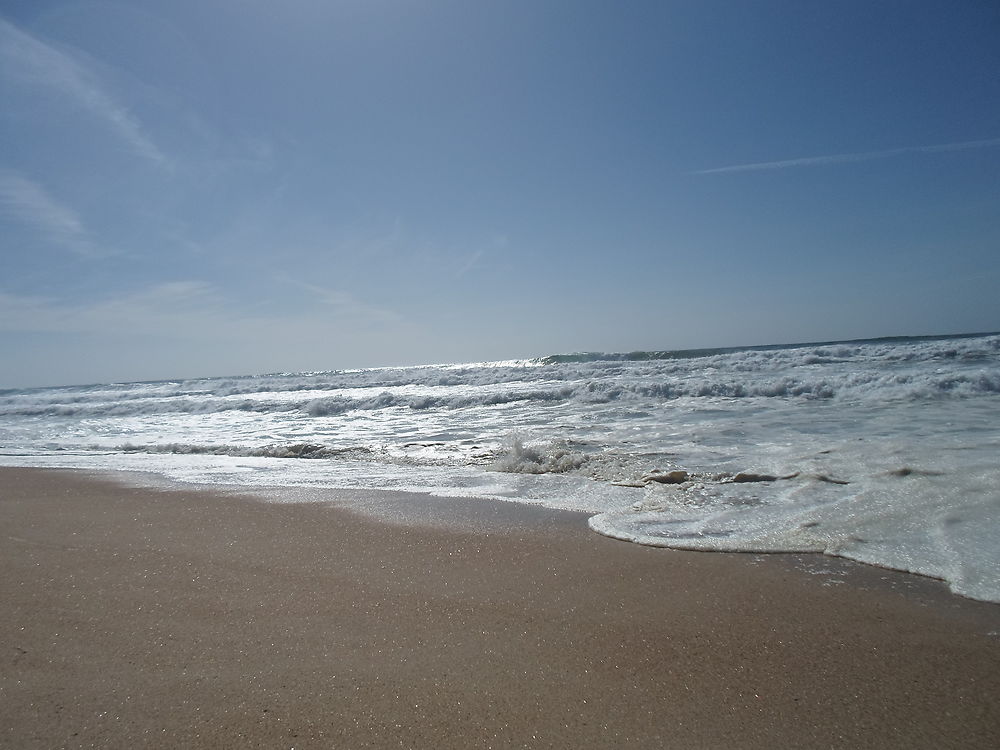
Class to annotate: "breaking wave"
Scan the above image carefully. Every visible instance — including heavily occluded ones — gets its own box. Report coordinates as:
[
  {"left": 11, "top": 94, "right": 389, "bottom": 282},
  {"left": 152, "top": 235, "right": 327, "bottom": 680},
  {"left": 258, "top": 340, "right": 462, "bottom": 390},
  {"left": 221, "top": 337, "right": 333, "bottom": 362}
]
[
  {"left": 115, "top": 442, "right": 376, "bottom": 460},
  {"left": 3, "top": 366, "right": 996, "bottom": 419},
  {"left": 538, "top": 331, "right": 999, "bottom": 365},
  {"left": 490, "top": 438, "right": 589, "bottom": 474}
]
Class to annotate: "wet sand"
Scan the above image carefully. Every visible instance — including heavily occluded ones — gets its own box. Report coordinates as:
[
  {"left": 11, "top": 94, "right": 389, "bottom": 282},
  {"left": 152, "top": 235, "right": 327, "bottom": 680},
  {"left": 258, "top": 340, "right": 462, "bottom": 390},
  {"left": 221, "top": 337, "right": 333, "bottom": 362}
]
[{"left": 2, "top": 467, "right": 998, "bottom": 748}]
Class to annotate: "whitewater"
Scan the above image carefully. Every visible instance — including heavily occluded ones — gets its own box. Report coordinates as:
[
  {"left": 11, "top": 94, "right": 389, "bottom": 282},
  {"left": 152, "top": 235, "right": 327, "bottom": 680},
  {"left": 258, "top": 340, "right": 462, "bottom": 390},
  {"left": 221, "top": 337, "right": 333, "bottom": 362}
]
[{"left": 1, "top": 332, "right": 998, "bottom": 602}]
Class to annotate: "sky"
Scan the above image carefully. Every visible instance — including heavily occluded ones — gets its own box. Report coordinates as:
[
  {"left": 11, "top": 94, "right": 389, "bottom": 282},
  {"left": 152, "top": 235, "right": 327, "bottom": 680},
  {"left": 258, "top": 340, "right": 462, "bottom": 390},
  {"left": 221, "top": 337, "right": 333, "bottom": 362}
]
[{"left": 1, "top": 0, "right": 998, "bottom": 387}]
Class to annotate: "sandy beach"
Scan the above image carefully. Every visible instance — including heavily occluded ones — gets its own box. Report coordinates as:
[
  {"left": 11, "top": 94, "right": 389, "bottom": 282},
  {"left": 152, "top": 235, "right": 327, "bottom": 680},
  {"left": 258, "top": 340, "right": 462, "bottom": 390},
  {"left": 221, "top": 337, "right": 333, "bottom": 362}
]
[{"left": 1, "top": 467, "right": 998, "bottom": 748}]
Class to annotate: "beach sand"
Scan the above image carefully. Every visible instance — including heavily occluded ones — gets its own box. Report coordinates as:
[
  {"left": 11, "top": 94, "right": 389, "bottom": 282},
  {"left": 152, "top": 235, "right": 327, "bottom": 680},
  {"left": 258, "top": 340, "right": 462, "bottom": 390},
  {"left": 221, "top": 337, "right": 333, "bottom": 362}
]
[{"left": 2, "top": 467, "right": 998, "bottom": 748}]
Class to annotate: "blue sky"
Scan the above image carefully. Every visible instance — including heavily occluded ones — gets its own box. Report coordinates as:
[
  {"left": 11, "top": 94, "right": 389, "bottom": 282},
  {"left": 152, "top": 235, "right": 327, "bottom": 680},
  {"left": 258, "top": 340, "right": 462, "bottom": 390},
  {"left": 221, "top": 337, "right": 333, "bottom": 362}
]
[{"left": 1, "top": 0, "right": 998, "bottom": 387}]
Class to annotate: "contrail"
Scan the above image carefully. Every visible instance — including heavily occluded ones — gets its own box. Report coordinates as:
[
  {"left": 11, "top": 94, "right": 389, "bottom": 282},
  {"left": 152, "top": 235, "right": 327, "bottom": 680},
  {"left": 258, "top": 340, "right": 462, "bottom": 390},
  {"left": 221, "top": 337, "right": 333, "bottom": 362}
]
[{"left": 695, "top": 137, "right": 1000, "bottom": 175}]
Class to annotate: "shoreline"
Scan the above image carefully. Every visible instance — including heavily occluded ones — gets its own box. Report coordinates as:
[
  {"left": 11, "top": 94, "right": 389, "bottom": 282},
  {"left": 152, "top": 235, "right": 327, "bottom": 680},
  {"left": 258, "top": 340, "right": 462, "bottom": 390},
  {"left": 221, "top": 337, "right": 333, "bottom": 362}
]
[
  {"left": 103, "top": 466, "right": 999, "bottom": 606},
  {"left": 8, "top": 460, "right": 994, "bottom": 606},
  {"left": 2, "top": 467, "right": 998, "bottom": 748}
]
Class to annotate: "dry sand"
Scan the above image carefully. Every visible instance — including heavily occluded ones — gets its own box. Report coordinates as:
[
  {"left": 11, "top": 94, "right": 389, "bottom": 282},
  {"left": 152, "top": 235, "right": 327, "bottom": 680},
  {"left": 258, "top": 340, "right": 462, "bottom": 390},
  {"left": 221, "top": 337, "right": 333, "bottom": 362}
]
[{"left": 1, "top": 467, "right": 998, "bottom": 748}]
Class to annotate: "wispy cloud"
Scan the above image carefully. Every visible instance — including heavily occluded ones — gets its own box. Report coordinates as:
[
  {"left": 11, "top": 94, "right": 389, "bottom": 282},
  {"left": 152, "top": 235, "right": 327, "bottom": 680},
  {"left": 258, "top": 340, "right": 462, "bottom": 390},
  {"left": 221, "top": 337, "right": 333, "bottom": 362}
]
[
  {"left": 0, "top": 281, "right": 426, "bottom": 384},
  {"left": 0, "top": 170, "right": 99, "bottom": 257},
  {"left": 284, "top": 278, "right": 402, "bottom": 325},
  {"left": 0, "top": 282, "right": 221, "bottom": 335},
  {"left": 0, "top": 281, "right": 409, "bottom": 348},
  {"left": 694, "top": 137, "right": 1000, "bottom": 175},
  {"left": 454, "top": 249, "right": 485, "bottom": 278},
  {"left": 0, "top": 17, "right": 168, "bottom": 168}
]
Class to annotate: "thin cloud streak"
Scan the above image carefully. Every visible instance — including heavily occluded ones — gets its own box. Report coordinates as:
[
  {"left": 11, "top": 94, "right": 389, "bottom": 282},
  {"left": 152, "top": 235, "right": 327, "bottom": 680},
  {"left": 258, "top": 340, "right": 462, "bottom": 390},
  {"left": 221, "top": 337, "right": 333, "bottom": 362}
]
[
  {"left": 0, "top": 282, "right": 224, "bottom": 335},
  {"left": 0, "top": 17, "right": 169, "bottom": 168},
  {"left": 0, "top": 170, "right": 96, "bottom": 257},
  {"left": 695, "top": 137, "right": 1000, "bottom": 175},
  {"left": 280, "top": 277, "right": 403, "bottom": 325},
  {"left": 455, "top": 249, "right": 485, "bottom": 278}
]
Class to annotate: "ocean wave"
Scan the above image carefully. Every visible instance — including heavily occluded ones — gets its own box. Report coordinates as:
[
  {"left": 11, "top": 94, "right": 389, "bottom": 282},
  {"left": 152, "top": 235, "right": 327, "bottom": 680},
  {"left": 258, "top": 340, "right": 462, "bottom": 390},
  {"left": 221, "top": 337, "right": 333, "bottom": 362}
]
[
  {"left": 3, "top": 364, "right": 997, "bottom": 419},
  {"left": 116, "top": 442, "right": 376, "bottom": 460},
  {"left": 537, "top": 332, "right": 999, "bottom": 367},
  {"left": 490, "top": 438, "right": 589, "bottom": 474}
]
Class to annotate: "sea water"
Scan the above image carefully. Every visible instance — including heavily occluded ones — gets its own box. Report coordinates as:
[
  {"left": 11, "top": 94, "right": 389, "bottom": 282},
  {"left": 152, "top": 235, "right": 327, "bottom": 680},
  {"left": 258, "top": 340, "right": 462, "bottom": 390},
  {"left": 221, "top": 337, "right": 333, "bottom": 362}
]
[{"left": 1, "top": 333, "right": 998, "bottom": 602}]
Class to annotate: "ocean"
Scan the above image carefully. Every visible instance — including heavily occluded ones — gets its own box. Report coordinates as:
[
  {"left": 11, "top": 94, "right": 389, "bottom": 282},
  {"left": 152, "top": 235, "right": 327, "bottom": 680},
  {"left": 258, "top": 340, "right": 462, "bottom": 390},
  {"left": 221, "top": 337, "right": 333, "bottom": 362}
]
[{"left": 1, "top": 332, "right": 998, "bottom": 602}]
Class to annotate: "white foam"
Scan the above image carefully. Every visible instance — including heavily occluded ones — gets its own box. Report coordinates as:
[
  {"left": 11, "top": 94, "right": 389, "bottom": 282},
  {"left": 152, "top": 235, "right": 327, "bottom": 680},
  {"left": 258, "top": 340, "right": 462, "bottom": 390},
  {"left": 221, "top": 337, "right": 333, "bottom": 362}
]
[{"left": 588, "top": 425, "right": 1000, "bottom": 602}]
